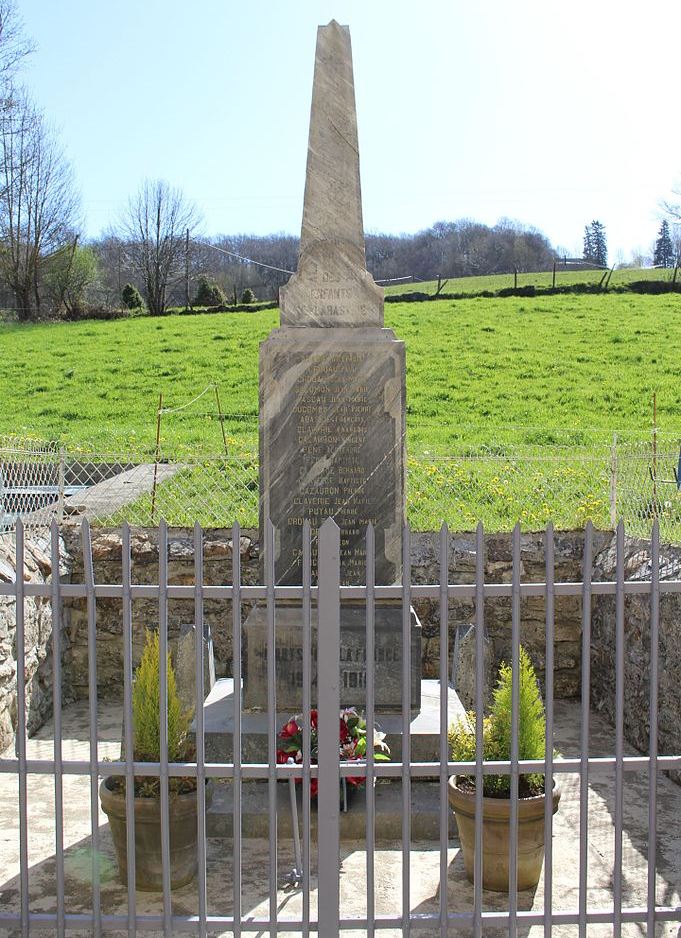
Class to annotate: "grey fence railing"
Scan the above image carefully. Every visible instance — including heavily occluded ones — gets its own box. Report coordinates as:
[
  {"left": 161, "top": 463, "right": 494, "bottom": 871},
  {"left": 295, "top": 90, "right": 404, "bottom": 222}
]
[
  {"left": 3, "top": 433, "right": 681, "bottom": 540},
  {"left": 0, "top": 518, "right": 680, "bottom": 933}
]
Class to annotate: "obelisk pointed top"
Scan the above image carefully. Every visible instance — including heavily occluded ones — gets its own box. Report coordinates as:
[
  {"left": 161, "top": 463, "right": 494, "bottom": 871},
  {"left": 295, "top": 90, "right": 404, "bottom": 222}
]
[
  {"left": 279, "top": 23, "right": 384, "bottom": 328},
  {"left": 300, "top": 21, "right": 364, "bottom": 264}
]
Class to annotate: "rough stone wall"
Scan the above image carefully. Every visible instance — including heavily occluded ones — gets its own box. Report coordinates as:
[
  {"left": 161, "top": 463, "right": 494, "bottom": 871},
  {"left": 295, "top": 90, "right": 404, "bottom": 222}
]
[
  {"left": 61, "top": 527, "right": 257, "bottom": 700},
  {"left": 412, "top": 530, "right": 610, "bottom": 702},
  {"left": 61, "top": 527, "right": 602, "bottom": 704},
  {"left": 592, "top": 536, "right": 681, "bottom": 784},
  {"left": 0, "top": 533, "right": 69, "bottom": 752}
]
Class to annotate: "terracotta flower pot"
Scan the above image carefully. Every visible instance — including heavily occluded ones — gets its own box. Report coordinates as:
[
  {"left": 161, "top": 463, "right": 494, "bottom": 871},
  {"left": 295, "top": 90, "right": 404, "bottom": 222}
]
[
  {"left": 448, "top": 776, "right": 561, "bottom": 892},
  {"left": 100, "top": 778, "right": 212, "bottom": 891}
]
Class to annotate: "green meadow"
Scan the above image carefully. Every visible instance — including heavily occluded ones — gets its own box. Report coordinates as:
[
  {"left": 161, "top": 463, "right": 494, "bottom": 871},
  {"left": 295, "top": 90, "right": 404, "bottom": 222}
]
[
  {"left": 383, "top": 265, "right": 674, "bottom": 296},
  {"left": 1, "top": 289, "right": 680, "bottom": 530}
]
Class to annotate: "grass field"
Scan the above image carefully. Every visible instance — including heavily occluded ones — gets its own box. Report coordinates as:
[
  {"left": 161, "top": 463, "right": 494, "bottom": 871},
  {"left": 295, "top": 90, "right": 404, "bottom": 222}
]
[
  {"left": 1, "top": 290, "right": 681, "bottom": 455},
  {"left": 2, "top": 289, "right": 680, "bottom": 531},
  {"left": 383, "top": 266, "right": 675, "bottom": 296}
]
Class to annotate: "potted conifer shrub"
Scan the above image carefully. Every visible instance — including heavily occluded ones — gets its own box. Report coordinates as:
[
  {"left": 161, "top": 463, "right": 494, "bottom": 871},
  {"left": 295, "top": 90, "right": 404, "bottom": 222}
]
[
  {"left": 448, "top": 646, "right": 561, "bottom": 892},
  {"left": 100, "top": 630, "right": 211, "bottom": 890}
]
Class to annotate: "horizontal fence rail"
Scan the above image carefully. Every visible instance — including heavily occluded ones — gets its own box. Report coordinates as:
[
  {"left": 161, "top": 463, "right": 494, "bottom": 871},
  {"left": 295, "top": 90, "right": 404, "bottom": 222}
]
[
  {"left": 0, "top": 518, "right": 680, "bottom": 934},
  {"left": 4, "top": 432, "right": 681, "bottom": 540}
]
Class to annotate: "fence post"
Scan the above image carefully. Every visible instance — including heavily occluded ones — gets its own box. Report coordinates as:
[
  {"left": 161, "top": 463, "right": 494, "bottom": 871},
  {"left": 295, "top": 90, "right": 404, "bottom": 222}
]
[
  {"left": 57, "top": 446, "right": 66, "bottom": 523},
  {"left": 609, "top": 433, "right": 618, "bottom": 527},
  {"left": 316, "top": 517, "right": 340, "bottom": 937}
]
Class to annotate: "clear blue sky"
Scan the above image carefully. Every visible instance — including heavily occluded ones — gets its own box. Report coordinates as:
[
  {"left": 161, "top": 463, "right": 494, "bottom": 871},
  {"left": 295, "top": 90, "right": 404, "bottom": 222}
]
[{"left": 18, "top": 0, "right": 681, "bottom": 262}]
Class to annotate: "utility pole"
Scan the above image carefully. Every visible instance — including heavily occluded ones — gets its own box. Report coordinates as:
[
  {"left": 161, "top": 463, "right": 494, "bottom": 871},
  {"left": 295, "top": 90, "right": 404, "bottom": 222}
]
[{"left": 185, "top": 227, "right": 191, "bottom": 309}]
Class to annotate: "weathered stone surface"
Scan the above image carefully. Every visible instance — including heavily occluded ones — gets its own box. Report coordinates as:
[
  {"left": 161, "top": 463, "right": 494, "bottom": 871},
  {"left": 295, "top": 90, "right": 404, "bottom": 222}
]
[
  {"left": 242, "top": 602, "right": 421, "bottom": 711},
  {"left": 58, "top": 527, "right": 602, "bottom": 713},
  {"left": 259, "top": 329, "right": 405, "bottom": 586},
  {"left": 279, "top": 22, "right": 382, "bottom": 330},
  {"left": 174, "top": 623, "right": 216, "bottom": 714},
  {"left": 592, "top": 534, "right": 681, "bottom": 783},
  {"left": 61, "top": 527, "right": 259, "bottom": 697},
  {"left": 0, "top": 532, "right": 70, "bottom": 752},
  {"left": 251, "top": 20, "right": 411, "bottom": 713},
  {"left": 452, "top": 621, "right": 494, "bottom": 712}
]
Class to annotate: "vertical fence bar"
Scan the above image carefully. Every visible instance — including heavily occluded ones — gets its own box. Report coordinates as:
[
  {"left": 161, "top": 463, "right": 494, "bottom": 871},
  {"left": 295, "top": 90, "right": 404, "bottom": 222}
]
[
  {"left": 646, "top": 519, "right": 660, "bottom": 937},
  {"left": 194, "top": 522, "right": 208, "bottom": 937},
  {"left": 50, "top": 520, "right": 65, "bottom": 938},
  {"left": 473, "top": 522, "right": 484, "bottom": 938},
  {"left": 232, "top": 522, "right": 242, "bottom": 938},
  {"left": 317, "top": 518, "right": 340, "bottom": 938},
  {"left": 365, "top": 523, "right": 376, "bottom": 938},
  {"left": 578, "top": 520, "right": 593, "bottom": 938},
  {"left": 543, "top": 523, "right": 555, "bottom": 936},
  {"left": 508, "top": 523, "right": 521, "bottom": 931},
  {"left": 158, "top": 521, "right": 172, "bottom": 934},
  {"left": 609, "top": 433, "right": 618, "bottom": 528},
  {"left": 265, "top": 519, "right": 278, "bottom": 938},
  {"left": 82, "top": 521, "right": 101, "bottom": 937},
  {"left": 401, "top": 524, "right": 412, "bottom": 937},
  {"left": 15, "top": 520, "right": 29, "bottom": 938},
  {"left": 121, "top": 522, "right": 137, "bottom": 936},
  {"left": 613, "top": 521, "right": 625, "bottom": 937},
  {"left": 438, "top": 523, "right": 449, "bottom": 938},
  {"left": 301, "top": 520, "right": 312, "bottom": 937},
  {"left": 57, "top": 447, "right": 66, "bottom": 524}
]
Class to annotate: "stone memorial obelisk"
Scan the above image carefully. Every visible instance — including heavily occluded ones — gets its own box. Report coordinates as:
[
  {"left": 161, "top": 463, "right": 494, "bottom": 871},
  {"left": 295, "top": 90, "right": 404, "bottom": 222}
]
[{"left": 243, "top": 21, "right": 420, "bottom": 710}]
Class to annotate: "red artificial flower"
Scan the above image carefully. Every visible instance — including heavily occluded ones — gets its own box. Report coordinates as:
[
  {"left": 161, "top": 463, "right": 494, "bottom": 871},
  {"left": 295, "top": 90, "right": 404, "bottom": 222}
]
[
  {"left": 310, "top": 709, "right": 318, "bottom": 730},
  {"left": 280, "top": 719, "right": 300, "bottom": 739},
  {"left": 339, "top": 717, "right": 350, "bottom": 742}
]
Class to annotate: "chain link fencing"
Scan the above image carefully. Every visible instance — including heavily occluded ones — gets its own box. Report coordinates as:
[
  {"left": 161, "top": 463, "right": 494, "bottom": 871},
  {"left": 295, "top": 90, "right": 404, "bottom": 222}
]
[{"left": 2, "top": 432, "right": 681, "bottom": 542}]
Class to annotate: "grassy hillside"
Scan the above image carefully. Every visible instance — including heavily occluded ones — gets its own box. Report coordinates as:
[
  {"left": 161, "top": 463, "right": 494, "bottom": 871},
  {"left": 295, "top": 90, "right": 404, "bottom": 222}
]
[
  {"left": 1, "top": 291, "right": 680, "bottom": 456},
  {"left": 383, "top": 266, "right": 673, "bottom": 296},
  {"left": 3, "top": 291, "right": 681, "bottom": 531}
]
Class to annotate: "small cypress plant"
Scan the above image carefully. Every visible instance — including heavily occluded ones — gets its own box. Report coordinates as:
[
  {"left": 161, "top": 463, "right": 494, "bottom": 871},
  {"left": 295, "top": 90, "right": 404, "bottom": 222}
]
[
  {"left": 240, "top": 287, "right": 256, "bottom": 304},
  {"left": 131, "top": 630, "right": 193, "bottom": 794},
  {"left": 449, "top": 645, "right": 546, "bottom": 798},
  {"left": 194, "top": 277, "right": 226, "bottom": 307},
  {"left": 121, "top": 283, "right": 144, "bottom": 310}
]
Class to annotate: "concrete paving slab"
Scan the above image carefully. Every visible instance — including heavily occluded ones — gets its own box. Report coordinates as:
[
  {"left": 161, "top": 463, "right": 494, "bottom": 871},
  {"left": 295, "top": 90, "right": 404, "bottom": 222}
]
[
  {"left": 0, "top": 699, "right": 680, "bottom": 936},
  {"left": 63, "top": 463, "right": 180, "bottom": 519}
]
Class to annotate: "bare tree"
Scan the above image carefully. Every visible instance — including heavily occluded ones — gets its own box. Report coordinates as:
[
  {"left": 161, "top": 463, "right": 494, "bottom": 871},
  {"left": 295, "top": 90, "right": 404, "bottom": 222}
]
[
  {"left": 0, "top": 0, "right": 34, "bottom": 96},
  {"left": 0, "top": 89, "right": 81, "bottom": 319},
  {"left": 121, "top": 179, "right": 200, "bottom": 316}
]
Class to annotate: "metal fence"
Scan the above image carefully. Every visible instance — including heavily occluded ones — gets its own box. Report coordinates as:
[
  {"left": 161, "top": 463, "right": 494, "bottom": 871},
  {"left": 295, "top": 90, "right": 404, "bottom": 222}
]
[
  {"left": 0, "top": 518, "right": 680, "bottom": 933},
  {"left": 3, "top": 433, "right": 681, "bottom": 541}
]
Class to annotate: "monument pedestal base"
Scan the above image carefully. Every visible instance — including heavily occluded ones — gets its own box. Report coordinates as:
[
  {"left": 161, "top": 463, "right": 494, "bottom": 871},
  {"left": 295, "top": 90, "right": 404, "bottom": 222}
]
[
  {"left": 199, "top": 676, "right": 464, "bottom": 841},
  {"left": 242, "top": 601, "right": 422, "bottom": 712}
]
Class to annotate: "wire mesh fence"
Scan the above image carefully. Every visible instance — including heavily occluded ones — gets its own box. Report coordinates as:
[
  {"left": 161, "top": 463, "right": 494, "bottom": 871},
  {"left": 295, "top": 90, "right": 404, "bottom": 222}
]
[{"left": 2, "top": 432, "right": 681, "bottom": 541}]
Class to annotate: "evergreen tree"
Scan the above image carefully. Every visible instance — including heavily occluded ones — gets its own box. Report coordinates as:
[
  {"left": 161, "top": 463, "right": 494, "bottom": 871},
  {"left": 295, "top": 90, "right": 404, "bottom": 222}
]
[
  {"left": 653, "top": 220, "right": 675, "bottom": 268},
  {"left": 194, "top": 276, "right": 225, "bottom": 307},
  {"left": 583, "top": 225, "right": 594, "bottom": 264},
  {"left": 583, "top": 220, "right": 607, "bottom": 267},
  {"left": 121, "top": 282, "right": 144, "bottom": 309}
]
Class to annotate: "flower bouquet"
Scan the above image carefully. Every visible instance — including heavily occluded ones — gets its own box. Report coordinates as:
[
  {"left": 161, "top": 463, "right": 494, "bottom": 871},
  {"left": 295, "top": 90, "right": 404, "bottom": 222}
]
[{"left": 277, "top": 707, "right": 390, "bottom": 798}]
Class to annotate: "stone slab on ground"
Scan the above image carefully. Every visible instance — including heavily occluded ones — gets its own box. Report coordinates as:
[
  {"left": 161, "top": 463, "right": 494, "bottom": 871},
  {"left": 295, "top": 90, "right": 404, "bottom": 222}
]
[
  {"left": 201, "top": 677, "right": 464, "bottom": 765},
  {"left": 63, "top": 463, "right": 180, "bottom": 519}
]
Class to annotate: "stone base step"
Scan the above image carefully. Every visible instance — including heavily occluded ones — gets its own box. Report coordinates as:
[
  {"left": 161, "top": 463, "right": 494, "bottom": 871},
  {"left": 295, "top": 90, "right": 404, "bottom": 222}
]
[
  {"left": 207, "top": 778, "right": 458, "bottom": 842},
  {"left": 199, "top": 678, "right": 465, "bottom": 764}
]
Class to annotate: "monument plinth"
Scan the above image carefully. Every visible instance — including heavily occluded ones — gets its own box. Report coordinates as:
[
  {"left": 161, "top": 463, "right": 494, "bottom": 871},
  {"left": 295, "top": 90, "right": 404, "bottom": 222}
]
[{"left": 242, "top": 20, "right": 420, "bottom": 712}]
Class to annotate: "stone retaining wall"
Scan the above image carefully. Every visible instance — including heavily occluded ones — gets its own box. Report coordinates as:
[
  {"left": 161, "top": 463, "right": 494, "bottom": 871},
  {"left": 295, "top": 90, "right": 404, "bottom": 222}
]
[
  {"left": 60, "top": 527, "right": 606, "bottom": 706},
  {"left": 592, "top": 535, "right": 681, "bottom": 784},
  {"left": 0, "top": 533, "right": 69, "bottom": 752},
  {"left": 6, "top": 524, "right": 677, "bottom": 777}
]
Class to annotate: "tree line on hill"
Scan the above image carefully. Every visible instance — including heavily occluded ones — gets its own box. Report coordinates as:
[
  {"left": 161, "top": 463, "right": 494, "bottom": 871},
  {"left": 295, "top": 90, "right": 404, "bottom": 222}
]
[{"left": 0, "top": 0, "right": 678, "bottom": 322}]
